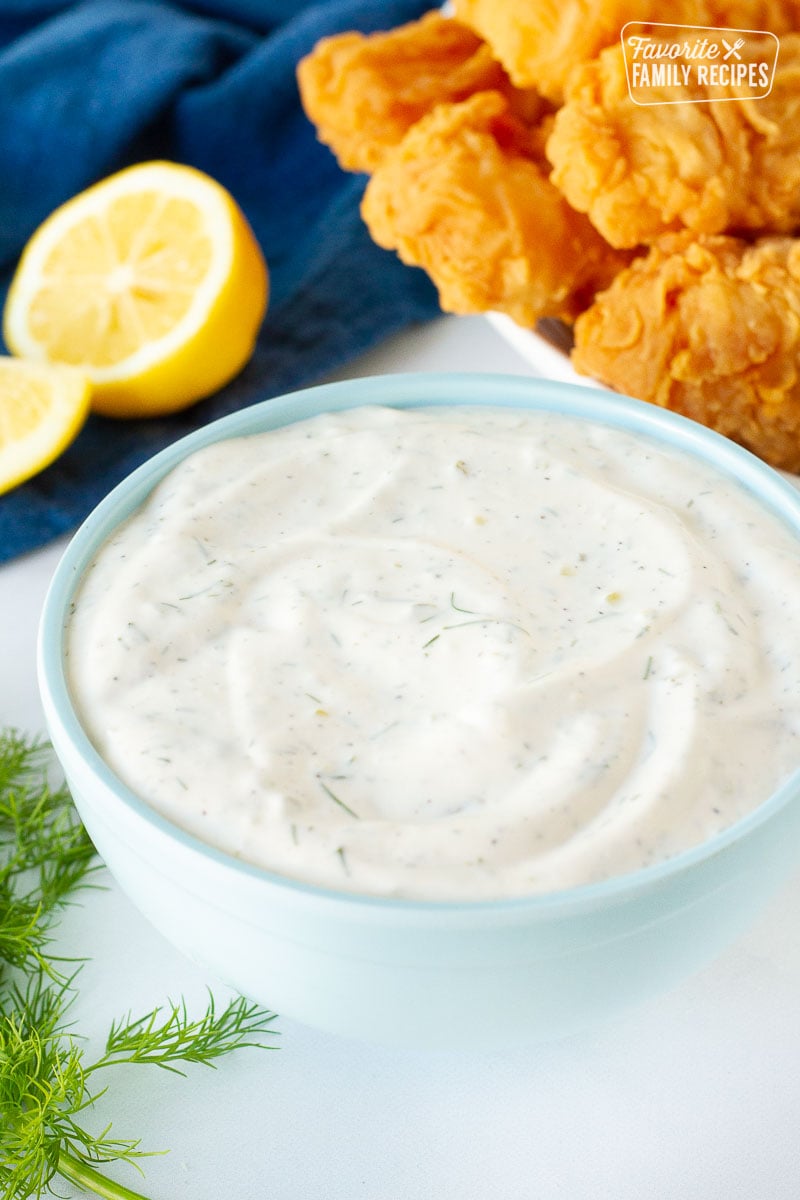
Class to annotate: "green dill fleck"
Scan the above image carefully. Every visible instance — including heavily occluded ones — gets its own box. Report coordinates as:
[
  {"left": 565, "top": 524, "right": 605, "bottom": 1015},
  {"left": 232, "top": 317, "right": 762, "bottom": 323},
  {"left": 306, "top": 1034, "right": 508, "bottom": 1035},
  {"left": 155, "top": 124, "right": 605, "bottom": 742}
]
[
  {"left": 714, "top": 600, "right": 741, "bottom": 637},
  {"left": 450, "top": 593, "right": 476, "bottom": 615},
  {"left": 316, "top": 778, "right": 360, "bottom": 820},
  {"left": 442, "top": 617, "right": 530, "bottom": 638}
]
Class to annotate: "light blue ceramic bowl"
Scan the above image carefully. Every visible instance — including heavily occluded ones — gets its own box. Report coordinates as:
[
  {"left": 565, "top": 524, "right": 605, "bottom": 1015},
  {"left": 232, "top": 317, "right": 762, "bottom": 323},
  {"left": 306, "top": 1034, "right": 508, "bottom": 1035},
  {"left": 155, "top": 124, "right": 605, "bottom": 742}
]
[{"left": 38, "top": 373, "right": 800, "bottom": 1049}]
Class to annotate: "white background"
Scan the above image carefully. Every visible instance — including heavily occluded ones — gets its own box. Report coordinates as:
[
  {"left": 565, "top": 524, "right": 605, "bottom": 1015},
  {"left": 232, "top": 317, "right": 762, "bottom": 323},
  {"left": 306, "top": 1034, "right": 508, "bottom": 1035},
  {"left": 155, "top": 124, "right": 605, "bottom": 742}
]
[{"left": 3, "top": 315, "right": 800, "bottom": 1200}]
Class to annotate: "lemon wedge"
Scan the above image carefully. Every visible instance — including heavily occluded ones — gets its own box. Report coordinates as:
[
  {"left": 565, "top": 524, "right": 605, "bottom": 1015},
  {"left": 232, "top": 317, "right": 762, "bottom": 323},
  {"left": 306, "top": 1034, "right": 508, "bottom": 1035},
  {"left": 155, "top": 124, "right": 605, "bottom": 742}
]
[
  {"left": 0, "top": 356, "right": 91, "bottom": 493},
  {"left": 3, "top": 161, "right": 268, "bottom": 419}
]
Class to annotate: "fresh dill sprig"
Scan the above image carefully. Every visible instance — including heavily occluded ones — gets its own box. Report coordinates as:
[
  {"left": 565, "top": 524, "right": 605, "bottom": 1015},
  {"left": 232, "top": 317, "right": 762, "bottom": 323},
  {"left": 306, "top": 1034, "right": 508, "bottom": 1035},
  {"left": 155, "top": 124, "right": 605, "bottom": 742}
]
[
  {"left": 0, "top": 972, "right": 142, "bottom": 1200},
  {"left": 0, "top": 730, "right": 279, "bottom": 1200},
  {"left": 0, "top": 975, "right": 278, "bottom": 1200},
  {"left": 0, "top": 729, "right": 97, "bottom": 978},
  {"left": 98, "top": 992, "right": 278, "bottom": 1076}
]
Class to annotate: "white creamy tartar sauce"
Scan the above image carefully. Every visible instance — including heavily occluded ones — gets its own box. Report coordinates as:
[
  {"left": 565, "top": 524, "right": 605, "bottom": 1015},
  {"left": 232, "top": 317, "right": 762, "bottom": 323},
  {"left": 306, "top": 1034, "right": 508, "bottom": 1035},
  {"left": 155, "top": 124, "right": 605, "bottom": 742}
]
[{"left": 66, "top": 405, "right": 800, "bottom": 899}]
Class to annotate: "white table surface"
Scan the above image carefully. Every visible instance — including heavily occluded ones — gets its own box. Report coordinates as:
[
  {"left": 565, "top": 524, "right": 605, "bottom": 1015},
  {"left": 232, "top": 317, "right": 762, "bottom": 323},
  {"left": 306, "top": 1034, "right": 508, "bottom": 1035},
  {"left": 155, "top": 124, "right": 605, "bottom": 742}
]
[{"left": 3, "top": 314, "right": 800, "bottom": 1200}]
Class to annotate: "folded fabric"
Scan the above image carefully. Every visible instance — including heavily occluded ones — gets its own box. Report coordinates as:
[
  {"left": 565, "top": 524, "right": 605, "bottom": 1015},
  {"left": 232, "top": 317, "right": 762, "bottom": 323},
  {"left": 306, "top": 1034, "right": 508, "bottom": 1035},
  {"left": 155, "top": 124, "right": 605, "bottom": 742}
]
[{"left": 0, "top": 0, "right": 441, "bottom": 564}]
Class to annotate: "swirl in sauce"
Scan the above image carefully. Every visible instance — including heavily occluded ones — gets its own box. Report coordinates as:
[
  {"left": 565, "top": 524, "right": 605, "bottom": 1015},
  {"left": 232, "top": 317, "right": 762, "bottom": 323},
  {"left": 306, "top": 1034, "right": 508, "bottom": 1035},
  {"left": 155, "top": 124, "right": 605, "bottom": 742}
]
[{"left": 66, "top": 406, "right": 800, "bottom": 898}]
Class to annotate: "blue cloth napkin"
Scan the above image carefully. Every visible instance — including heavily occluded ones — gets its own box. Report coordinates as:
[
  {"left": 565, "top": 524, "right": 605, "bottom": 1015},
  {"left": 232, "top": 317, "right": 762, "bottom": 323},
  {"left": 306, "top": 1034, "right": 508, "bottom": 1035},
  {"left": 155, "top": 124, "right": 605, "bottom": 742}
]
[{"left": 0, "top": 0, "right": 441, "bottom": 563}]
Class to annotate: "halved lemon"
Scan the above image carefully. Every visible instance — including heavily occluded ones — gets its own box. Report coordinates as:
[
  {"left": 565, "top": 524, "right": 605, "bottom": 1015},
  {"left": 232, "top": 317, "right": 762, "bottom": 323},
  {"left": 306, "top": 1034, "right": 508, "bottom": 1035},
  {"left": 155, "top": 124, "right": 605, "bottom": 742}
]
[
  {"left": 3, "top": 161, "right": 268, "bottom": 419},
  {"left": 0, "top": 356, "right": 91, "bottom": 493}
]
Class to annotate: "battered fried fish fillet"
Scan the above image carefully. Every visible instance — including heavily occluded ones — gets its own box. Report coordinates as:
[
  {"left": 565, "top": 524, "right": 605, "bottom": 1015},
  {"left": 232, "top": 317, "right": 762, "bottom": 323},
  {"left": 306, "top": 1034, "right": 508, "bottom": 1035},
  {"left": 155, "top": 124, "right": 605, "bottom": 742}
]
[
  {"left": 452, "top": 0, "right": 648, "bottom": 101},
  {"left": 361, "top": 93, "right": 629, "bottom": 328},
  {"left": 572, "top": 233, "right": 800, "bottom": 470},
  {"left": 547, "top": 33, "right": 800, "bottom": 249},
  {"left": 452, "top": 0, "right": 800, "bottom": 102},
  {"left": 296, "top": 10, "right": 549, "bottom": 174}
]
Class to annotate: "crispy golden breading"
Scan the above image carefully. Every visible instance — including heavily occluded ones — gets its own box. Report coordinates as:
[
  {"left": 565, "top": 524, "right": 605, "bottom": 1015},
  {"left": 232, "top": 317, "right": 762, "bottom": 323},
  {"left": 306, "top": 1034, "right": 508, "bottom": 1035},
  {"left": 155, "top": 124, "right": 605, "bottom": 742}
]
[
  {"left": 572, "top": 233, "right": 800, "bottom": 470},
  {"left": 361, "top": 93, "right": 629, "bottom": 327},
  {"left": 547, "top": 33, "right": 800, "bottom": 249},
  {"left": 451, "top": 0, "right": 647, "bottom": 101},
  {"left": 452, "top": 0, "right": 800, "bottom": 102},
  {"left": 298, "top": 7, "right": 800, "bottom": 467},
  {"left": 296, "top": 10, "right": 549, "bottom": 174}
]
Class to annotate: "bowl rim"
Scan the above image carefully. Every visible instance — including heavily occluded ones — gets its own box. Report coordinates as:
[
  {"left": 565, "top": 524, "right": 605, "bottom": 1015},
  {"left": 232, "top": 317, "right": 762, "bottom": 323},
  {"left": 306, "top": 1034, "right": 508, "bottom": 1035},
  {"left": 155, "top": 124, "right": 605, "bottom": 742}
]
[{"left": 38, "top": 370, "right": 800, "bottom": 915}]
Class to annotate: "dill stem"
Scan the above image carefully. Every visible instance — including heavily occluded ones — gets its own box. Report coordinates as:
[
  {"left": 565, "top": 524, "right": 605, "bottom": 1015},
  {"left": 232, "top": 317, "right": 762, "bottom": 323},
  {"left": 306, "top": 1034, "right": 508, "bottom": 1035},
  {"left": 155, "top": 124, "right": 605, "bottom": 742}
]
[
  {"left": 316, "top": 778, "right": 360, "bottom": 820},
  {"left": 57, "top": 1152, "right": 152, "bottom": 1200}
]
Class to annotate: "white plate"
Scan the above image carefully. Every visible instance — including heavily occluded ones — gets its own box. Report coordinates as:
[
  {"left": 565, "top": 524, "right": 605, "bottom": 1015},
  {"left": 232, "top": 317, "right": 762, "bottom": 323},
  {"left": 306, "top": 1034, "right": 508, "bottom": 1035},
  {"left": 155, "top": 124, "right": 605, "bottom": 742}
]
[{"left": 487, "top": 312, "right": 608, "bottom": 389}]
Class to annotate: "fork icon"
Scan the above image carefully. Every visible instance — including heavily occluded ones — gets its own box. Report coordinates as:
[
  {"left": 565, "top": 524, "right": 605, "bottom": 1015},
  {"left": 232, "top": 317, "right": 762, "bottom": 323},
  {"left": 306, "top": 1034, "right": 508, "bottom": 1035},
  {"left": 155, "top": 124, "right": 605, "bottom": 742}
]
[{"left": 722, "top": 36, "right": 745, "bottom": 60}]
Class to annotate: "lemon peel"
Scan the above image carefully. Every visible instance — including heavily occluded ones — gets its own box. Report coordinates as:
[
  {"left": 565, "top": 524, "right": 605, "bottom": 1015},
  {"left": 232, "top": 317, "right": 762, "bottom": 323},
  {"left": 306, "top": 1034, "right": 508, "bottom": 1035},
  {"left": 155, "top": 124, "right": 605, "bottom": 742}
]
[
  {"left": 3, "top": 161, "right": 268, "bottom": 419},
  {"left": 0, "top": 356, "right": 91, "bottom": 493}
]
